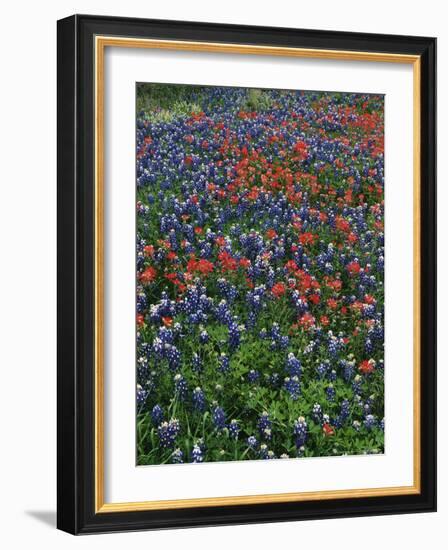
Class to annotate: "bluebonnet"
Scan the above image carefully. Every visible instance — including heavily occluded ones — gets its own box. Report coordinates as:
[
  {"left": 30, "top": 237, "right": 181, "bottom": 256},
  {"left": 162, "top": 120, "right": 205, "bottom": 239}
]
[
  {"left": 166, "top": 344, "right": 181, "bottom": 371},
  {"left": 136, "top": 384, "right": 148, "bottom": 408},
  {"left": 364, "top": 414, "right": 377, "bottom": 430},
  {"left": 174, "top": 374, "right": 188, "bottom": 401},
  {"left": 151, "top": 404, "right": 164, "bottom": 425},
  {"left": 247, "top": 435, "right": 258, "bottom": 449},
  {"left": 228, "top": 321, "right": 242, "bottom": 351},
  {"left": 326, "top": 384, "right": 336, "bottom": 402},
  {"left": 192, "top": 387, "right": 206, "bottom": 412},
  {"left": 228, "top": 419, "right": 241, "bottom": 440},
  {"left": 157, "top": 419, "right": 180, "bottom": 449},
  {"left": 259, "top": 444, "right": 275, "bottom": 459},
  {"left": 312, "top": 403, "right": 323, "bottom": 425},
  {"left": 316, "top": 362, "right": 329, "bottom": 379},
  {"left": 191, "top": 443, "right": 204, "bottom": 463},
  {"left": 218, "top": 353, "right": 230, "bottom": 374},
  {"left": 247, "top": 369, "right": 260, "bottom": 384},
  {"left": 283, "top": 376, "right": 300, "bottom": 400},
  {"left": 341, "top": 359, "right": 355, "bottom": 381},
  {"left": 213, "top": 406, "right": 226, "bottom": 431},
  {"left": 340, "top": 399, "right": 350, "bottom": 422},
  {"left": 215, "top": 300, "right": 232, "bottom": 324},
  {"left": 293, "top": 417, "right": 308, "bottom": 448},
  {"left": 192, "top": 352, "right": 202, "bottom": 373},
  {"left": 286, "top": 353, "right": 302, "bottom": 377},
  {"left": 352, "top": 374, "right": 363, "bottom": 395},
  {"left": 171, "top": 448, "right": 184, "bottom": 463},
  {"left": 257, "top": 412, "right": 272, "bottom": 440},
  {"left": 199, "top": 328, "right": 209, "bottom": 344}
]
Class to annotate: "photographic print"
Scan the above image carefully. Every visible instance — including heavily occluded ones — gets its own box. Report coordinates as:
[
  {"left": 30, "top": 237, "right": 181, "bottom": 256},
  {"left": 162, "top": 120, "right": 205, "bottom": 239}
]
[{"left": 135, "top": 84, "right": 385, "bottom": 466}]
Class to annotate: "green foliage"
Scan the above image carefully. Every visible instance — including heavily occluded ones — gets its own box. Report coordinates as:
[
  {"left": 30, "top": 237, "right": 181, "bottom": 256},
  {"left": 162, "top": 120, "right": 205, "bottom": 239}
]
[
  {"left": 244, "top": 88, "right": 273, "bottom": 111},
  {"left": 137, "top": 83, "right": 203, "bottom": 122}
]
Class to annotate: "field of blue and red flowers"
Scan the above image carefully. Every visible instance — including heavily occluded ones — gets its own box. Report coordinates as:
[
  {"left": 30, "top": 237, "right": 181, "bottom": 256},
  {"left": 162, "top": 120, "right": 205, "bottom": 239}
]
[{"left": 136, "top": 84, "right": 385, "bottom": 465}]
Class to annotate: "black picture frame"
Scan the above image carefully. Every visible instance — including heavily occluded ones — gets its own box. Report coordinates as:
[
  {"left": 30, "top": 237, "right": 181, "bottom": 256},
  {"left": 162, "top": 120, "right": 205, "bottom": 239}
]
[{"left": 57, "top": 14, "right": 436, "bottom": 534}]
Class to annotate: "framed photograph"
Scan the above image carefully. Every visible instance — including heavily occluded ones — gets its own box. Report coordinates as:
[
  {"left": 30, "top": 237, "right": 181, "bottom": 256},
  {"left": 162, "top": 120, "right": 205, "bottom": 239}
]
[{"left": 57, "top": 14, "right": 436, "bottom": 534}]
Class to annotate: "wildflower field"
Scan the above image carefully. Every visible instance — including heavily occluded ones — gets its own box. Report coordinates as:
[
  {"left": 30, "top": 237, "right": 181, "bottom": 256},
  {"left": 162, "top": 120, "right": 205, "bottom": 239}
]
[{"left": 136, "top": 84, "right": 385, "bottom": 465}]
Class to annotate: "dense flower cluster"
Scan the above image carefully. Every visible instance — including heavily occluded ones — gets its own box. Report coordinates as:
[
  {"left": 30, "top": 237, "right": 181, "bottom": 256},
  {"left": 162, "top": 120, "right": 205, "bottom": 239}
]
[{"left": 136, "top": 85, "right": 385, "bottom": 465}]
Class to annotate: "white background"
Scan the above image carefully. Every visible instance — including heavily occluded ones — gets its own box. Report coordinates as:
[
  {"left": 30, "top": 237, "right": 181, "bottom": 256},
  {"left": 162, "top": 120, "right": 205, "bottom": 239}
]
[
  {"left": 105, "top": 48, "right": 413, "bottom": 502},
  {"left": 0, "top": 0, "right": 444, "bottom": 548}
]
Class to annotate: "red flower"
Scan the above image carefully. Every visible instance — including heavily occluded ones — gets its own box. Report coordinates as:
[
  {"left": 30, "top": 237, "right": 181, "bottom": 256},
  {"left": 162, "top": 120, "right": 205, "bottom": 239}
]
[
  {"left": 139, "top": 266, "right": 157, "bottom": 284},
  {"left": 285, "top": 260, "right": 298, "bottom": 272},
  {"left": 239, "top": 258, "right": 251, "bottom": 269},
  {"left": 196, "top": 259, "right": 214, "bottom": 274},
  {"left": 271, "top": 282, "right": 286, "bottom": 298},
  {"left": 136, "top": 314, "right": 145, "bottom": 327},
  {"left": 298, "top": 312, "right": 316, "bottom": 329},
  {"left": 143, "top": 245, "right": 154, "bottom": 257},
  {"left": 330, "top": 279, "right": 342, "bottom": 292},
  {"left": 320, "top": 315, "right": 329, "bottom": 326},
  {"left": 351, "top": 301, "right": 364, "bottom": 312},
  {"left": 162, "top": 317, "right": 173, "bottom": 327},
  {"left": 293, "top": 140, "right": 308, "bottom": 160},
  {"left": 266, "top": 228, "right": 277, "bottom": 240},
  {"left": 187, "top": 257, "right": 214, "bottom": 275},
  {"left": 194, "top": 226, "right": 203, "bottom": 235},
  {"left": 157, "top": 239, "right": 171, "bottom": 249},
  {"left": 347, "top": 261, "right": 361, "bottom": 275},
  {"left": 247, "top": 187, "right": 260, "bottom": 201},
  {"left": 218, "top": 250, "right": 238, "bottom": 272},
  {"left": 165, "top": 272, "right": 178, "bottom": 282},
  {"left": 187, "top": 258, "right": 198, "bottom": 272},
  {"left": 299, "top": 232, "right": 316, "bottom": 246},
  {"left": 308, "top": 293, "right": 320, "bottom": 305},
  {"left": 359, "top": 359, "right": 376, "bottom": 375},
  {"left": 335, "top": 216, "right": 350, "bottom": 232},
  {"left": 323, "top": 423, "right": 335, "bottom": 436}
]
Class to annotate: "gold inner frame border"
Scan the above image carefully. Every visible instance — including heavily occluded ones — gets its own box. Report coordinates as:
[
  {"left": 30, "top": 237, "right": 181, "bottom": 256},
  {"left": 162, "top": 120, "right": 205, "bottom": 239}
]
[{"left": 94, "top": 36, "right": 421, "bottom": 513}]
